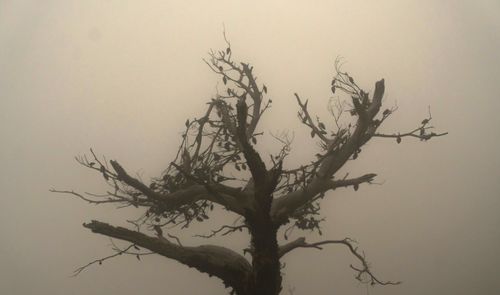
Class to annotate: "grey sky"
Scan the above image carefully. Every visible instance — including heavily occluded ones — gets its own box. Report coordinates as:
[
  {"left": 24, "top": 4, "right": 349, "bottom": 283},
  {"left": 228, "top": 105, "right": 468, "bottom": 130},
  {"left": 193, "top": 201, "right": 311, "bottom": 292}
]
[{"left": 1, "top": 1, "right": 499, "bottom": 294}]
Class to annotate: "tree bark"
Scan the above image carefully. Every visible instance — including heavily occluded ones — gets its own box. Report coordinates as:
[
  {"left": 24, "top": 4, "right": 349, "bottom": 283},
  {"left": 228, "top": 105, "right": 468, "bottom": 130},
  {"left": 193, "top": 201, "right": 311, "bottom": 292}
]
[
  {"left": 250, "top": 225, "right": 281, "bottom": 294},
  {"left": 246, "top": 200, "right": 282, "bottom": 295}
]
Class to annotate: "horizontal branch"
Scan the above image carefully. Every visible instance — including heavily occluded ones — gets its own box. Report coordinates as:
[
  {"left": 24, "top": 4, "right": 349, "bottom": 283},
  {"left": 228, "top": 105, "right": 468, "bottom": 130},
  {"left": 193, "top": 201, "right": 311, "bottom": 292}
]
[
  {"left": 170, "top": 162, "right": 250, "bottom": 210},
  {"left": 331, "top": 173, "right": 377, "bottom": 190},
  {"left": 374, "top": 106, "right": 448, "bottom": 142},
  {"left": 50, "top": 189, "right": 123, "bottom": 205},
  {"left": 279, "top": 237, "right": 400, "bottom": 286},
  {"left": 83, "top": 220, "right": 251, "bottom": 292},
  {"left": 160, "top": 184, "right": 249, "bottom": 216},
  {"left": 373, "top": 131, "right": 448, "bottom": 141},
  {"left": 194, "top": 224, "right": 247, "bottom": 239},
  {"left": 110, "top": 160, "right": 248, "bottom": 216}
]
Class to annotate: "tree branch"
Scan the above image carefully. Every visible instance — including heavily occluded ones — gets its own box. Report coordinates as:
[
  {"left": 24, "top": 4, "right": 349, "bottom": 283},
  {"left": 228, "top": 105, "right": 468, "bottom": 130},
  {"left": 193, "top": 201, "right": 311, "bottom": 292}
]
[
  {"left": 110, "top": 160, "right": 248, "bottom": 216},
  {"left": 50, "top": 189, "right": 124, "bottom": 205},
  {"left": 294, "top": 93, "right": 330, "bottom": 143},
  {"left": 194, "top": 224, "right": 247, "bottom": 239},
  {"left": 110, "top": 160, "right": 163, "bottom": 201},
  {"left": 271, "top": 173, "right": 377, "bottom": 223},
  {"left": 271, "top": 79, "right": 386, "bottom": 223},
  {"left": 279, "top": 237, "right": 400, "bottom": 286},
  {"left": 373, "top": 106, "right": 448, "bottom": 143},
  {"left": 83, "top": 220, "right": 251, "bottom": 293},
  {"left": 236, "top": 97, "right": 268, "bottom": 190}
]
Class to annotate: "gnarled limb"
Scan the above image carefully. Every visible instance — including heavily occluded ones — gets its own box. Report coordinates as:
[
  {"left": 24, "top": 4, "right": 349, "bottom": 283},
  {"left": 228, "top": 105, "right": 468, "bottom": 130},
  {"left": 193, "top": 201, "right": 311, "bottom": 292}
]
[
  {"left": 70, "top": 150, "right": 250, "bottom": 216},
  {"left": 111, "top": 159, "right": 249, "bottom": 216},
  {"left": 83, "top": 220, "right": 252, "bottom": 293},
  {"left": 271, "top": 79, "right": 386, "bottom": 224}
]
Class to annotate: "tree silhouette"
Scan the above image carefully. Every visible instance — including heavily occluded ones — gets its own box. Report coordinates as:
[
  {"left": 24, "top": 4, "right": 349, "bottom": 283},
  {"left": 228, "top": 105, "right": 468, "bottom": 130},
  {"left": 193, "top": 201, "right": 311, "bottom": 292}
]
[{"left": 52, "top": 38, "right": 447, "bottom": 295}]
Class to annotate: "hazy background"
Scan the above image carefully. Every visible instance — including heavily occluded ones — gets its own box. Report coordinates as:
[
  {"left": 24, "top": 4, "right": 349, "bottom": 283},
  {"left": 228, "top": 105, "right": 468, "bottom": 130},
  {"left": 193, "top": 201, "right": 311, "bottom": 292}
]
[{"left": 1, "top": 1, "right": 499, "bottom": 294}]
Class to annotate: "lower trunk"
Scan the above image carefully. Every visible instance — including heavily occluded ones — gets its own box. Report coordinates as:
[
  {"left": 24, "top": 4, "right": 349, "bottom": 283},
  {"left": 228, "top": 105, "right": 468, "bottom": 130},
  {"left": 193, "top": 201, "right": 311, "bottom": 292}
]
[{"left": 247, "top": 216, "right": 282, "bottom": 295}]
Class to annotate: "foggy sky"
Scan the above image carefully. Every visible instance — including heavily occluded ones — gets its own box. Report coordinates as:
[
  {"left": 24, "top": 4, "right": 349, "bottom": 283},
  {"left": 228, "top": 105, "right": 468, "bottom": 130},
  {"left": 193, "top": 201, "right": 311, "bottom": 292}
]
[{"left": 1, "top": 1, "right": 499, "bottom": 294}]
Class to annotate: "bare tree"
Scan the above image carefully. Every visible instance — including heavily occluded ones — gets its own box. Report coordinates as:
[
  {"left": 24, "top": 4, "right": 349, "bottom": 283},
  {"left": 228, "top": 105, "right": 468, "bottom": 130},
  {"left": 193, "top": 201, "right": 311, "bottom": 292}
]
[{"left": 52, "top": 39, "right": 447, "bottom": 295}]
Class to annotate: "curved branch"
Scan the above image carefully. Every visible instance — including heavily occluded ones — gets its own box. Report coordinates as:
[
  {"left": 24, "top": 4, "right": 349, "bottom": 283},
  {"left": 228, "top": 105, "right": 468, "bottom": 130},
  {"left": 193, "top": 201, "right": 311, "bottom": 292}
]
[
  {"left": 279, "top": 237, "right": 400, "bottom": 286},
  {"left": 374, "top": 106, "right": 448, "bottom": 142},
  {"left": 83, "top": 220, "right": 251, "bottom": 292}
]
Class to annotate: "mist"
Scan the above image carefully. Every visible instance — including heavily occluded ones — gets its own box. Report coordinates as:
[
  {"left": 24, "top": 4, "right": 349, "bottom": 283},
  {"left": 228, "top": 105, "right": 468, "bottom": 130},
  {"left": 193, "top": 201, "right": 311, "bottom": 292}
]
[{"left": 1, "top": 1, "right": 499, "bottom": 294}]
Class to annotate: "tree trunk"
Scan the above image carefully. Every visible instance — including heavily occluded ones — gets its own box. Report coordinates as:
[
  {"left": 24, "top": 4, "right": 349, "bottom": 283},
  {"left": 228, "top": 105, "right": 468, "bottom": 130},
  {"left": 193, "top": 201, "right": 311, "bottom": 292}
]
[{"left": 247, "top": 210, "right": 282, "bottom": 295}]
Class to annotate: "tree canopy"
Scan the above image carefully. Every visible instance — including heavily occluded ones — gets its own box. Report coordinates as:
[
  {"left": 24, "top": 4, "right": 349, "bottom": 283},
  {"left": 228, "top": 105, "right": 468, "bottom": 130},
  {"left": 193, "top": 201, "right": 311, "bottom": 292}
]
[{"left": 52, "top": 39, "right": 446, "bottom": 295}]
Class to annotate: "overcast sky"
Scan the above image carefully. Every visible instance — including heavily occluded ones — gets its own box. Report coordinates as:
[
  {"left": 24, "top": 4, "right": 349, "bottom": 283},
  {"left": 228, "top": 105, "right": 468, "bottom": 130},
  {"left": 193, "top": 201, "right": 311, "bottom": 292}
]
[{"left": 1, "top": 1, "right": 499, "bottom": 294}]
